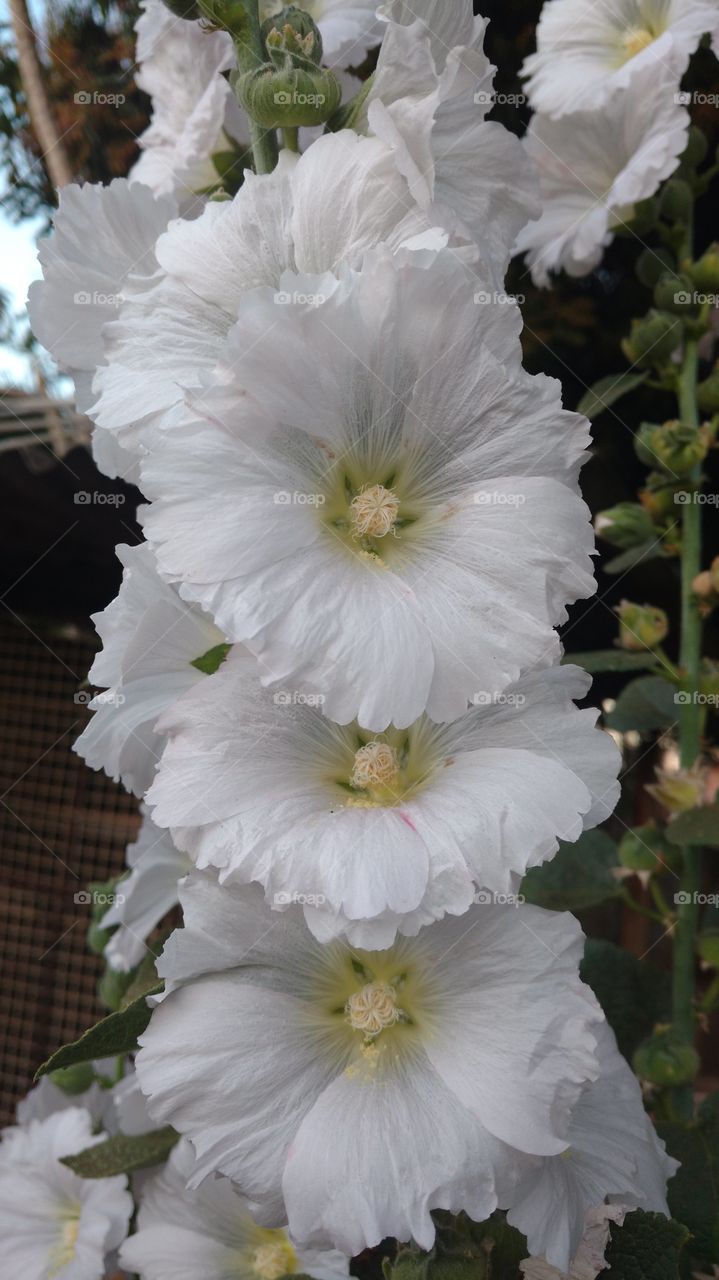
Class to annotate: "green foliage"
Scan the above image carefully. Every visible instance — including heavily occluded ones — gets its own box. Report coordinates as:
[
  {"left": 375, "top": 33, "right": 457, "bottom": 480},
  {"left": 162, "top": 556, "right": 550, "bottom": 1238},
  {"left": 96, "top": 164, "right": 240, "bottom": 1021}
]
[
  {"left": 657, "top": 1092, "right": 719, "bottom": 1267},
  {"left": 600, "top": 1210, "right": 690, "bottom": 1278},
  {"left": 581, "top": 940, "right": 671, "bottom": 1062},
  {"left": 576, "top": 371, "right": 649, "bottom": 420},
  {"left": 36, "top": 980, "right": 162, "bottom": 1078},
  {"left": 522, "top": 830, "right": 620, "bottom": 912},
  {"left": 666, "top": 803, "right": 719, "bottom": 848},
  {"left": 387, "top": 1213, "right": 527, "bottom": 1280},
  {"left": 61, "top": 1126, "right": 179, "bottom": 1178},
  {"left": 605, "top": 676, "right": 678, "bottom": 732},
  {"left": 633, "top": 1029, "right": 700, "bottom": 1087},
  {"left": 569, "top": 650, "right": 658, "bottom": 674},
  {"left": 190, "top": 642, "right": 233, "bottom": 675}
]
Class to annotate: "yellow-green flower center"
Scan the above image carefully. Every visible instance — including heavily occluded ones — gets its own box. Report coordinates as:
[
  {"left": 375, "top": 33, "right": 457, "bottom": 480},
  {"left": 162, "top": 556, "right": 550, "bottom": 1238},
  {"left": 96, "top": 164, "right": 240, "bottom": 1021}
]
[
  {"left": 48, "top": 1208, "right": 81, "bottom": 1277},
  {"left": 620, "top": 25, "right": 657, "bottom": 59},
  {"left": 251, "top": 1240, "right": 297, "bottom": 1280},
  {"left": 346, "top": 980, "right": 403, "bottom": 1036},
  {"left": 350, "top": 484, "right": 400, "bottom": 539}
]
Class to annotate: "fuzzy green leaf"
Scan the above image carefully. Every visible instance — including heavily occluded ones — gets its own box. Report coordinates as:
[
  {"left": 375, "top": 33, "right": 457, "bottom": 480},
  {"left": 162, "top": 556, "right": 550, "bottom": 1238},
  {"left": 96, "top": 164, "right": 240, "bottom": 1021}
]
[
  {"left": 666, "top": 802, "right": 719, "bottom": 848},
  {"left": 581, "top": 940, "right": 671, "bottom": 1062},
  {"left": 60, "top": 1126, "right": 179, "bottom": 1178},
  {"left": 605, "top": 676, "right": 678, "bottom": 732},
  {"left": 568, "top": 650, "right": 658, "bottom": 674},
  {"left": 35, "top": 984, "right": 162, "bottom": 1078},
  {"left": 657, "top": 1092, "right": 719, "bottom": 1265},
  {"left": 600, "top": 1210, "right": 689, "bottom": 1277}
]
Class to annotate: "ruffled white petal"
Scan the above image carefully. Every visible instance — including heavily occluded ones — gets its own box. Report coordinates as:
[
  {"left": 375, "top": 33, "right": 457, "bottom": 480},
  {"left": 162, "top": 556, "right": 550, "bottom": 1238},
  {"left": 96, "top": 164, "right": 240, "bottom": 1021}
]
[
  {"left": 101, "top": 811, "right": 192, "bottom": 971},
  {"left": 516, "top": 63, "right": 690, "bottom": 286}
]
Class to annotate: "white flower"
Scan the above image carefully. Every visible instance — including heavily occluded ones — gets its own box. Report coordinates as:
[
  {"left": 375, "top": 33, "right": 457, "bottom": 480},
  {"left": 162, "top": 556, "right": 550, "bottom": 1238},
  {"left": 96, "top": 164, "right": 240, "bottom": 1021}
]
[
  {"left": 130, "top": 0, "right": 249, "bottom": 201},
  {"left": 523, "top": 0, "right": 719, "bottom": 118},
  {"left": 27, "top": 178, "right": 176, "bottom": 481},
  {"left": 515, "top": 63, "right": 689, "bottom": 286},
  {"left": 140, "top": 247, "right": 595, "bottom": 730},
  {"left": 74, "top": 543, "right": 227, "bottom": 797},
  {"left": 89, "top": 130, "right": 446, "bottom": 459},
  {"left": 112, "top": 1070, "right": 157, "bottom": 1138},
  {"left": 135, "top": 874, "right": 602, "bottom": 1253},
  {"left": 507, "top": 1022, "right": 678, "bottom": 1273},
  {"left": 16, "top": 1076, "right": 112, "bottom": 1131},
  {"left": 120, "top": 1137, "right": 349, "bottom": 1280},
  {"left": 519, "top": 1206, "right": 627, "bottom": 1280},
  {"left": 364, "top": 0, "right": 540, "bottom": 285},
  {"left": 261, "top": 0, "right": 383, "bottom": 68},
  {"left": 101, "top": 810, "right": 192, "bottom": 971},
  {"left": 0, "top": 1108, "right": 132, "bottom": 1280},
  {"left": 147, "top": 656, "right": 619, "bottom": 947}
]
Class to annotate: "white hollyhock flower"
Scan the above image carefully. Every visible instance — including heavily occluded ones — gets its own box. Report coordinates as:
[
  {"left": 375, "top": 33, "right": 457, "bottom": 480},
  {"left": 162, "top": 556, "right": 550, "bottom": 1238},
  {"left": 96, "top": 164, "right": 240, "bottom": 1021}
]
[
  {"left": 135, "top": 874, "right": 602, "bottom": 1253},
  {"left": 130, "top": 0, "right": 249, "bottom": 201},
  {"left": 147, "top": 655, "right": 619, "bottom": 947},
  {"left": 89, "top": 130, "right": 446, "bottom": 458},
  {"left": 74, "top": 542, "right": 228, "bottom": 797},
  {"left": 0, "top": 1108, "right": 132, "bottom": 1280},
  {"left": 101, "top": 810, "right": 191, "bottom": 971},
  {"left": 16, "top": 1076, "right": 111, "bottom": 1130},
  {"left": 507, "top": 1022, "right": 678, "bottom": 1273},
  {"left": 261, "top": 0, "right": 383, "bottom": 67},
  {"left": 515, "top": 64, "right": 689, "bottom": 286},
  {"left": 364, "top": 0, "right": 540, "bottom": 285},
  {"left": 519, "top": 1206, "right": 627, "bottom": 1280},
  {"left": 523, "top": 0, "right": 719, "bottom": 118},
  {"left": 27, "top": 178, "right": 176, "bottom": 481},
  {"left": 120, "top": 1137, "right": 349, "bottom": 1280},
  {"left": 140, "top": 247, "right": 595, "bottom": 730}
]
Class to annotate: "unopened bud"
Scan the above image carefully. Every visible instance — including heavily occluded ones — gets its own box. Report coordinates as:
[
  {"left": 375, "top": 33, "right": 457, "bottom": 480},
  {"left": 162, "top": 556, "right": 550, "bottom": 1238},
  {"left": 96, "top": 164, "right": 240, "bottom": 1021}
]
[
  {"left": 618, "top": 823, "right": 670, "bottom": 874},
  {"left": 691, "top": 243, "right": 719, "bottom": 293},
  {"left": 615, "top": 600, "right": 669, "bottom": 651},
  {"left": 647, "top": 764, "right": 706, "bottom": 815},
  {"left": 49, "top": 1063, "right": 96, "bottom": 1095},
  {"left": 633, "top": 1028, "right": 700, "bottom": 1086},
  {"left": 622, "top": 310, "right": 681, "bottom": 370},
  {"left": 237, "top": 63, "right": 341, "bottom": 127},
  {"left": 262, "top": 6, "right": 323, "bottom": 65},
  {"left": 646, "top": 419, "right": 710, "bottom": 475},
  {"left": 595, "top": 502, "right": 655, "bottom": 549},
  {"left": 697, "top": 363, "right": 719, "bottom": 414}
]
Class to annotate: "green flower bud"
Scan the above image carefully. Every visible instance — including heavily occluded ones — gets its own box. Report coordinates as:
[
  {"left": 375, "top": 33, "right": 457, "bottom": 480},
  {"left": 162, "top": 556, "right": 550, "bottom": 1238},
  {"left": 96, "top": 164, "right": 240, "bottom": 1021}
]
[
  {"left": 160, "top": 0, "right": 201, "bottom": 17},
  {"left": 197, "top": 0, "right": 250, "bottom": 30},
  {"left": 647, "top": 764, "right": 707, "bottom": 815},
  {"left": 629, "top": 197, "right": 659, "bottom": 236},
  {"left": 643, "top": 419, "right": 711, "bottom": 475},
  {"left": 237, "top": 63, "right": 341, "bottom": 127},
  {"left": 262, "top": 6, "right": 323, "bottom": 66},
  {"left": 698, "top": 930, "right": 719, "bottom": 969},
  {"left": 633, "top": 1029, "right": 700, "bottom": 1087},
  {"left": 639, "top": 471, "right": 688, "bottom": 523},
  {"left": 595, "top": 502, "right": 656, "bottom": 549},
  {"left": 615, "top": 599, "right": 669, "bottom": 651},
  {"left": 618, "top": 823, "right": 669, "bottom": 873},
  {"left": 635, "top": 422, "right": 664, "bottom": 467},
  {"left": 690, "top": 244, "right": 719, "bottom": 293},
  {"left": 49, "top": 1063, "right": 96, "bottom": 1095},
  {"left": 98, "top": 966, "right": 135, "bottom": 1013},
  {"left": 660, "top": 178, "right": 694, "bottom": 224},
  {"left": 697, "top": 364, "right": 719, "bottom": 413},
  {"left": 621, "top": 310, "right": 681, "bottom": 369},
  {"left": 635, "top": 248, "right": 676, "bottom": 289},
  {"left": 653, "top": 272, "right": 699, "bottom": 314}
]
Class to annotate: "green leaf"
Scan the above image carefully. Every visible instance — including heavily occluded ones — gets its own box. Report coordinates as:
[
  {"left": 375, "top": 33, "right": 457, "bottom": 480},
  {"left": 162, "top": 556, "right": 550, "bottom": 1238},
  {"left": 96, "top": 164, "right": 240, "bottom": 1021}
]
[
  {"left": 581, "top": 940, "right": 671, "bottom": 1062},
  {"left": 522, "top": 830, "right": 621, "bottom": 912},
  {"left": 605, "top": 676, "right": 678, "bottom": 732},
  {"left": 568, "top": 650, "right": 658, "bottom": 674},
  {"left": 604, "top": 540, "right": 666, "bottom": 575},
  {"left": 36, "top": 984, "right": 162, "bottom": 1078},
  {"left": 60, "top": 1126, "right": 179, "bottom": 1178},
  {"left": 190, "top": 642, "right": 232, "bottom": 675},
  {"left": 666, "top": 802, "right": 719, "bottom": 848},
  {"left": 120, "top": 935, "right": 168, "bottom": 1010},
  {"left": 600, "top": 1210, "right": 689, "bottom": 1278},
  {"left": 658, "top": 1092, "right": 719, "bottom": 1265},
  {"left": 577, "top": 371, "right": 648, "bottom": 420}
]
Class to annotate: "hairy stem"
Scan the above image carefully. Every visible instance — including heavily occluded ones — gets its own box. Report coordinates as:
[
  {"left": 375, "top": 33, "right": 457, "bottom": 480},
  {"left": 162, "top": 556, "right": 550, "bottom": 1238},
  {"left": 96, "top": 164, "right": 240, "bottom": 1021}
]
[{"left": 232, "top": 0, "right": 279, "bottom": 174}]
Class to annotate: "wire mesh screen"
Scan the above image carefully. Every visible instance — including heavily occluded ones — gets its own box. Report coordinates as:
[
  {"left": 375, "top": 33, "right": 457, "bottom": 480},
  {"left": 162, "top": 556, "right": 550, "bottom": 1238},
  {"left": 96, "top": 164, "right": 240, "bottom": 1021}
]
[{"left": 0, "top": 612, "right": 139, "bottom": 1124}]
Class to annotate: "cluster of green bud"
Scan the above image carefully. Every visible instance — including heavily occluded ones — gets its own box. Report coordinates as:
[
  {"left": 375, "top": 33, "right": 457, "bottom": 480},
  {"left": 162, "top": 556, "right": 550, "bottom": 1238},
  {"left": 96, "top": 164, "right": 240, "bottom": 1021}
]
[
  {"left": 236, "top": 6, "right": 341, "bottom": 127},
  {"left": 614, "top": 599, "right": 669, "bottom": 652},
  {"left": 646, "top": 763, "right": 707, "bottom": 815},
  {"left": 693, "top": 558, "right": 719, "bottom": 616},
  {"left": 636, "top": 418, "right": 711, "bottom": 476},
  {"left": 621, "top": 310, "right": 681, "bottom": 370},
  {"left": 634, "top": 1027, "right": 701, "bottom": 1087},
  {"left": 698, "top": 362, "right": 719, "bottom": 414}
]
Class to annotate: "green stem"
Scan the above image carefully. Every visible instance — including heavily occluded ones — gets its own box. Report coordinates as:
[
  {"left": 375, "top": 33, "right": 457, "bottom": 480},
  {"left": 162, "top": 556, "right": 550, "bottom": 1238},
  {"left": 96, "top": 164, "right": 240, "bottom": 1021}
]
[
  {"left": 232, "top": 0, "right": 278, "bottom": 174},
  {"left": 671, "top": 323, "right": 704, "bottom": 1114},
  {"left": 282, "top": 126, "right": 300, "bottom": 152}
]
